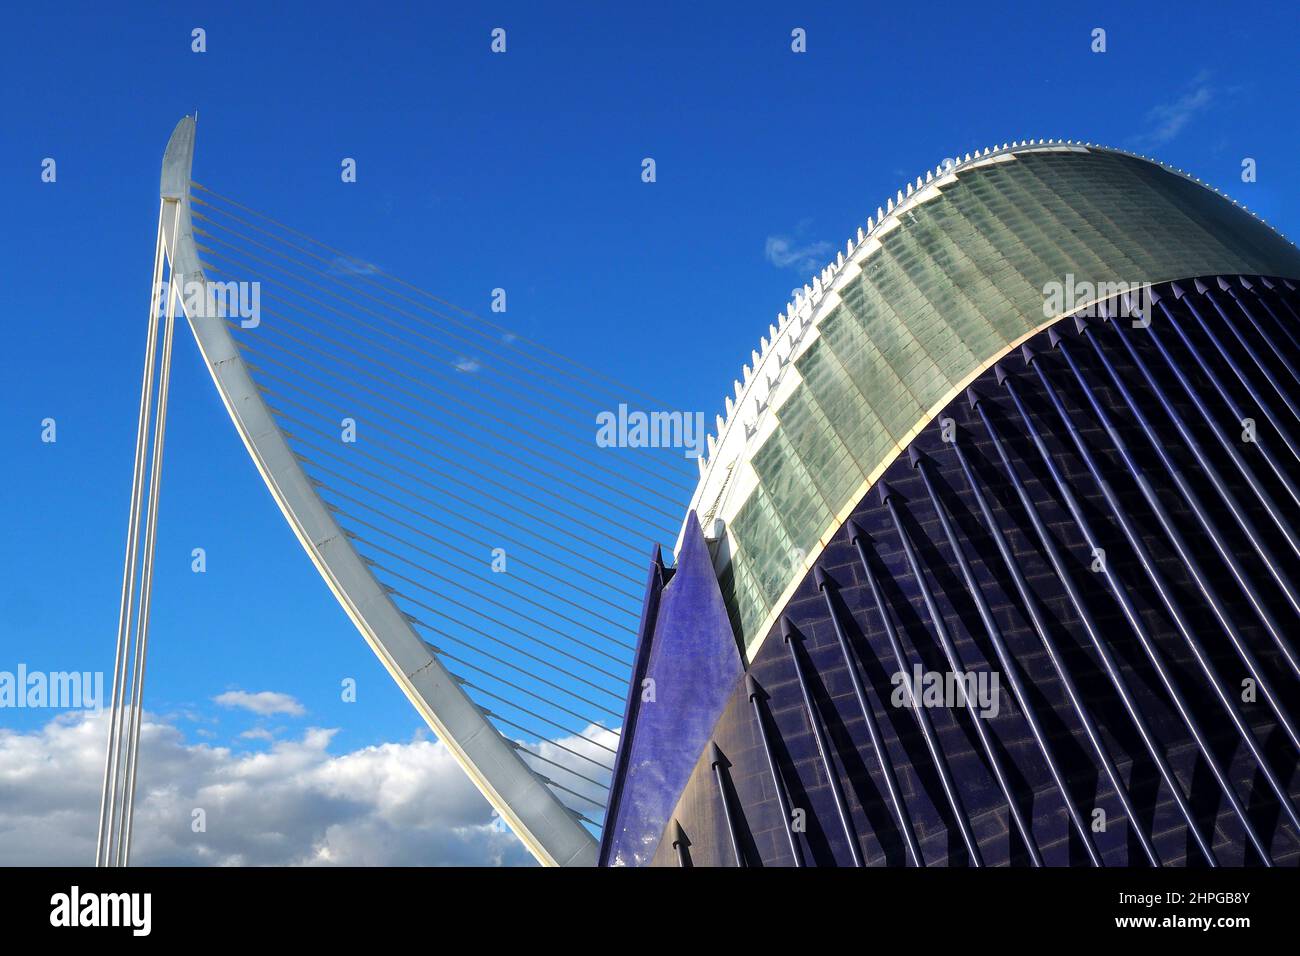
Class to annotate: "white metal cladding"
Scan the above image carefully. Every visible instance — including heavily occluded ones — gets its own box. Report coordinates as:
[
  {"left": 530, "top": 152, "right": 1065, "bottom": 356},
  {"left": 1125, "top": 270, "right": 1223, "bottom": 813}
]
[{"left": 159, "top": 116, "right": 597, "bottom": 867}]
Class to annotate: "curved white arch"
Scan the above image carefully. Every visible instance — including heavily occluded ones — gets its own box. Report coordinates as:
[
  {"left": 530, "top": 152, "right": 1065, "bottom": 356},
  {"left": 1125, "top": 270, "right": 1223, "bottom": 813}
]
[{"left": 160, "top": 116, "right": 597, "bottom": 867}]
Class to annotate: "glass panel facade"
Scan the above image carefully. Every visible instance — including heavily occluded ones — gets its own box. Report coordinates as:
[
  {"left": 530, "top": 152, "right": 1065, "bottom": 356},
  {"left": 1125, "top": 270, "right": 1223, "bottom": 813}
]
[{"left": 717, "top": 148, "right": 1300, "bottom": 652}]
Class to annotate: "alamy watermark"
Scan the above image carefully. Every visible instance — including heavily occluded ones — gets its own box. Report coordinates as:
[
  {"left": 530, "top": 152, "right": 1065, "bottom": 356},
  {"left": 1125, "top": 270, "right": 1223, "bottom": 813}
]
[
  {"left": 890, "top": 664, "right": 1001, "bottom": 718},
  {"left": 1043, "top": 274, "right": 1152, "bottom": 327},
  {"left": 0, "top": 664, "right": 103, "bottom": 711},
  {"left": 596, "top": 404, "right": 707, "bottom": 459},
  {"left": 154, "top": 275, "right": 261, "bottom": 328},
  {"left": 50, "top": 886, "right": 151, "bottom": 936}
]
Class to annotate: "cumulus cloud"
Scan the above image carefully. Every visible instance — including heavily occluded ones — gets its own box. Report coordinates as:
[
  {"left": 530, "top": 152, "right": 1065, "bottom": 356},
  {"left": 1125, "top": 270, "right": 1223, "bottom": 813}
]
[
  {"left": 0, "top": 712, "right": 538, "bottom": 866},
  {"left": 764, "top": 235, "right": 833, "bottom": 275},
  {"left": 213, "top": 690, "right": 305, "bottom": 717},
  {"left": 518, "top": 725, "right": 618, "bottom": 821}
]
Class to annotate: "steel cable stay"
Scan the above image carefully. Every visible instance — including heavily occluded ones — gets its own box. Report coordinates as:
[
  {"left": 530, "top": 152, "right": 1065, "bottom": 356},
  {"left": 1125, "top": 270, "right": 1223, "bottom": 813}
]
[
  {"left": 202, "top": 283, "right": 689, "bottom": 514},
  {"left": 350, "top": 530, "right": 634, "bottom": 668},
  {"left": 521, "top": 767, "right": 609, "bottom": 812},
  {"left": 230, "top": 379, "right": 672, "bottom": 577},
  {"left": 254, "top": 369, "right": 655, "bottom": 564},
  {"left": 361, "top": 551, "right": 632, "bottom": 690},
  {"left": 237, "top": 345, "right": 677, "bottom": 536},
  {"left": 188, "top": 197, "right": 623, "bottom": 407},
  {"left": 266, "top": 393, "right": 669, "bottom": 552},
  {"left": 510, "top": 744, "right": 611, "bottom": 794},
  {"left": 452, "top": 678, "right": 619, "bottom": 754},
  {"left": 319, "top": 484, "right": 641, "bottom": 619},
  {"left": 256, "top": 366, "right": 681, "bottom": 541},
  {"left": 213, "top": 332, "right": 689, "bottom": 537},
  {"left": 195, "top": 250, "right": 694, "bottom": 503},
  {"left": 218, "top": 317, "right": 687, "bottom": 520},
  {"left": 191, "top": 216, "right": 692, "bottom": 460},
  {"left": 189, "top": 213, "right": 646, "bottom": 421},
  {"left": 192, "top": 234, "right": 696, "bottom": 499},
  {"left": 353, "top": 531, "right": 632, "bottom": 667},
  {"left": 407, "top": 613, "right": 625, "bottom": 722},
  {"left": 275, "top": 424, "right": 650, "bottom": 576},
  {"left": 189, "top": 179, "right": 689, "bottom": 418},
  {"left": 378, "top": 576, "right": 630, "bottom": 703},
  {"left": 433, "top": 644, "right": 622, "bottom": 733},
  {"left": 295, "top": 453, "right": 644, "bottom": 591},
  {"left": 480, "top": 714, "right": 615, "bottom": 777},
  {"left": 319, "top": 481, "right": 639, "bottom": 616},
  {"left": 226, "top": 323, "right": 682, "bottom": 531},
  {"left": 327, "top": 502, "right": 639, "bottom": 640}
]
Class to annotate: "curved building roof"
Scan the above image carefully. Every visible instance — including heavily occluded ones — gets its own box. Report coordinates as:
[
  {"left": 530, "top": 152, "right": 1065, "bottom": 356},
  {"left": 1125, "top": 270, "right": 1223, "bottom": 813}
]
[{"left": 683, "top": 140, "right": 1300, "bottom": 657}]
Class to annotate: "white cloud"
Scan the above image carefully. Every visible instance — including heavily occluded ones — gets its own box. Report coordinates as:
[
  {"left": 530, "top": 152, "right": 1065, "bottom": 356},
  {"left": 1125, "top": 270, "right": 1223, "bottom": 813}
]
[
  {"left": 518, "top": 725, "right": 617, "bottom": 822},
  {"left": 1135, "top": 75, "right": 1214, "bottom": 148},
  {"left": 764, "top": 235, "right": 833, "bottom": 275},
  {"left": 213, "top": 690, "right": 305, "bottom": 717},
  {"left": 453, "top": 356, "right": 482, "bottom": 373},
  {"left": 0, "top": 712, "right": 536, "bottom": 866},
  {"left": 328, "top": 256, "right": 380, "bottom": 276}
]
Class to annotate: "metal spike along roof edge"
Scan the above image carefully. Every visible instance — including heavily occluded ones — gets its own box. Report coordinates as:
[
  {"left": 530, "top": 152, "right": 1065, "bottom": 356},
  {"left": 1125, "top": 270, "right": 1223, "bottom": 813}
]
[{"left": 694, "top": 138, "right": 1297, "bottom": 474}]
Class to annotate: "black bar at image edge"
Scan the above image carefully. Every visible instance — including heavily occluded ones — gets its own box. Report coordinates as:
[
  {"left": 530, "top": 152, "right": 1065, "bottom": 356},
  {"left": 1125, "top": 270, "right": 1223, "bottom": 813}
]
[{"left": 0, "top": 866, "right": 1292, "bottom": 941}]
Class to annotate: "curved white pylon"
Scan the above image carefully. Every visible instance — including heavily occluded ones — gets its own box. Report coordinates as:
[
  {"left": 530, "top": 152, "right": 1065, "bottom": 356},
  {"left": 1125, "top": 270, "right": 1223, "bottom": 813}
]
[{"left": 160, "top": 116, "right": 597, "bottom": 867}]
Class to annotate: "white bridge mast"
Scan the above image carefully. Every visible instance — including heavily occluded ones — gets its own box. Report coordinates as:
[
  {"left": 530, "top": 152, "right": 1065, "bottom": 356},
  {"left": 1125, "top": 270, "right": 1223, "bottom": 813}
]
[{"left": 101, "top": 116, "right": 598, "bottom": 867}]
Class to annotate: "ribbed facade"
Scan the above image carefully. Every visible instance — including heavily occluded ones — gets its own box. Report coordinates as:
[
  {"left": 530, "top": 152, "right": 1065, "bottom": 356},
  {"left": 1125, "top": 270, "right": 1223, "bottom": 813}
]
[
  {"left": 602, "top": 143, "right": 1300, "bottom": 867},
  {"left": 638, "top": 280, "right": 1300, "bottom": 866},
  {"left": 690, "top": 145, "right": 1300, "bottom": 657}
]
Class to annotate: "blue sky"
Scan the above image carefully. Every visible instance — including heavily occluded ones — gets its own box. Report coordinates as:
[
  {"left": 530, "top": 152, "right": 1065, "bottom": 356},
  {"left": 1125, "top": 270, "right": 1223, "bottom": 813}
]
[{"left": 2, "top": 0, "right": 1299, "bottom": 864}]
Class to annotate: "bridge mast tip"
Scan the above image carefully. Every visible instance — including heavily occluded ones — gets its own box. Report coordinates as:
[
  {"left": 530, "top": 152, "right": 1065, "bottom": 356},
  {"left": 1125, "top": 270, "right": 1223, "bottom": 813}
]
[{"left": 160, "top": 116, "right": 197, "bottom": 200}]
